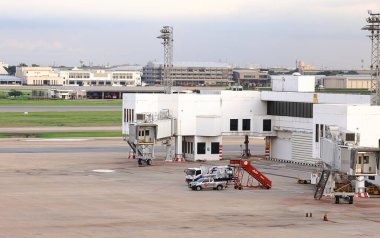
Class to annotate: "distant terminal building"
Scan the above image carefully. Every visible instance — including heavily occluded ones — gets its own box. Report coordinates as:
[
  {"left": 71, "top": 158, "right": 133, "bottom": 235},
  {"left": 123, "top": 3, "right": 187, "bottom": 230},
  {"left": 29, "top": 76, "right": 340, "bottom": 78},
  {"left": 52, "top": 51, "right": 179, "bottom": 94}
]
[
  {"left": 319, "top": 75, "right": 372, "bottom": 90},
  {"left": 15, "top": 66, "right": 142, "bottom": 87},
  {"left": 142, "top": 61, "right": 233, "bottom": 86},
  {"left": 232, "top": 68, "right": 270, "bottom": 87},
  {"left": 15, "top": 67, "right": 64, "bottom": 86},
  {"left": 59, "top": 67, "right": 142, "bottom": 87}
]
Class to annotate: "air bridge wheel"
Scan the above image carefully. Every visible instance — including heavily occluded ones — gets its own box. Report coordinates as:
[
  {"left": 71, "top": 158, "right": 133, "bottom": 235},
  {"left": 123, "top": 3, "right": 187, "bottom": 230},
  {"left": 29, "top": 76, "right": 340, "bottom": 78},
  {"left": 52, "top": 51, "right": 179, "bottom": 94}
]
[
  {"left": 147, "top": 159, "right": 152, "bottom": 166},
  {"left": 349, "top": 196, "right": 353, "bottom": 204},
  {"left": 138, "top": 159, "right": 143, "bottom": 166}
]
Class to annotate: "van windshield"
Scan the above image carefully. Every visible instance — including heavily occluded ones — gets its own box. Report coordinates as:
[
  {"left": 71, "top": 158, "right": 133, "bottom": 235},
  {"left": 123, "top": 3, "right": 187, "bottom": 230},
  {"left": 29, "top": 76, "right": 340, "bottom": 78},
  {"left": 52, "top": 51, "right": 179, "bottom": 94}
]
[{"left": 185, "top": 169, "right": 196, "bottom": 175}]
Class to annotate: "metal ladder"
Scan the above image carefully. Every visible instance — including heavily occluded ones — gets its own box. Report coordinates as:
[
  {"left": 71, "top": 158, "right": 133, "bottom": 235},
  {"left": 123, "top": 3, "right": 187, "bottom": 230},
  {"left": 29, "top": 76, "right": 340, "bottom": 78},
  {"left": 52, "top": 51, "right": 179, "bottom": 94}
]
[
  {"left": 314, "top": 170, "right": 331, "bottom": 200},
  {"left": 127, "top": 141, "right": 143, "bottom": 156}
]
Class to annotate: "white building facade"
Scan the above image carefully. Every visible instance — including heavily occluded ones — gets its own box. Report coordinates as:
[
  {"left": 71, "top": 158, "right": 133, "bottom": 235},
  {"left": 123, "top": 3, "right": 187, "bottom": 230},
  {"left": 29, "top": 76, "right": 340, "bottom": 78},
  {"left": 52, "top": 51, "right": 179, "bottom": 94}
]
[
  {"left": 122, "top": 75, "right": 380, "bottom": 178},
  {"left": 59, "top": 68, "right": 141, "bottom": 86}
]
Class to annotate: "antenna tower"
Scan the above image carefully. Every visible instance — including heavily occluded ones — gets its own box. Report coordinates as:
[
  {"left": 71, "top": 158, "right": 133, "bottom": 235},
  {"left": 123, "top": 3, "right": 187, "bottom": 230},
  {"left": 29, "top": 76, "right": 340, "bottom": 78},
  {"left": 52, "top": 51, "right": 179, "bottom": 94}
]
[
  {"left": 362, "top": 11, "right": 380, "bottom": 105},
  {"left": 157, "top": 26, "right": 173, "bottom": 94}
]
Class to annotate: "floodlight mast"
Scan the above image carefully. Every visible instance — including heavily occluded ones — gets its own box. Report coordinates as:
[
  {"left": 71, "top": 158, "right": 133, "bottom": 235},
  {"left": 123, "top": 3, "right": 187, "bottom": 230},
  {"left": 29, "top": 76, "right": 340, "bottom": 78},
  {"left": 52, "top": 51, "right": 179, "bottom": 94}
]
[
  {"left": 362, "top": 11, "right": 380, "bottom": 105},
  {"left": 157, "top": 26, "right": 174, "bottom": 94}
]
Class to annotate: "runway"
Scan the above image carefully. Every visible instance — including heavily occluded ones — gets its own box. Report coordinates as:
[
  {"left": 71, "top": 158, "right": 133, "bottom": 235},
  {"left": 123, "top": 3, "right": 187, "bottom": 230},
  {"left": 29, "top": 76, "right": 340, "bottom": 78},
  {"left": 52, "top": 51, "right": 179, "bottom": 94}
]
[{"left": 0, "top": 106, "right": 121, "bottom": 112}]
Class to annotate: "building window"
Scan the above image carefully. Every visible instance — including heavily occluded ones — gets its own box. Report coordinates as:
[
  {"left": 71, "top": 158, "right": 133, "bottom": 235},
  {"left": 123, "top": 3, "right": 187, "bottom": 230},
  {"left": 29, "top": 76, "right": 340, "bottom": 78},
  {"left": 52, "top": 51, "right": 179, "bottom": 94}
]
[
  {"left": 211, "top": 142, "right": 220, "bottom": 154},
  {"left": 125, "top": 109, "right": 134, "bottom": 122},
  {"left": 315, "top": 124, "right": 319, "bottom": 142},
  {"left": 267, "top": 101, "right": 313, "bottom": 118},
  {"left": 242, "top": 119, "right": 251, "bottom": 131},
  {"left": 320, "top": 124, "right": 324, "bottom": 138},
  {"left": 197, "top": 142, "right": 206, "bottom": 154},
  {"left": 263, "top": 119, "right": 271, "bottom": 131},
  {"left": 230, "top": 119, "right": 238, "bottom": 131}
]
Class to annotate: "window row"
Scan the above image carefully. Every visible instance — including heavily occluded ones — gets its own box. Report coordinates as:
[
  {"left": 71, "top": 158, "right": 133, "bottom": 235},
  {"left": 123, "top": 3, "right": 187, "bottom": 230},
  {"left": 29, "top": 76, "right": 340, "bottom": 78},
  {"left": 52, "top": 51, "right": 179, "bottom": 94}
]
[
  {"left": 124, "top": 108, "right": 134, "bottom": 122},
  {"left": 267, "top": 101, "right": 313, "bottom": 118},
  {"left": 230, "top": 119, "right": 251, "bottom": 131},
  {"left": 196, "top": 142, "right": 220, "bottom": 154},
  {"left": 182, "top": 141, "right": 194, "bottom": 154}
]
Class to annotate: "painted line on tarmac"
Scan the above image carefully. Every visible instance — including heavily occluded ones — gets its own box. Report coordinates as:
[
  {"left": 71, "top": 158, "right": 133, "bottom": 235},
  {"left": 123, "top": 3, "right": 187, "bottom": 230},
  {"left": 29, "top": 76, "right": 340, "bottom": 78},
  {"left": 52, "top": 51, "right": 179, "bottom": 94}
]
[
  {"left": 20, "top": 138, "right": 92, "bottom": 142},
  {"left": 92, "top": 169, "right": 115, "bottom": 173}
]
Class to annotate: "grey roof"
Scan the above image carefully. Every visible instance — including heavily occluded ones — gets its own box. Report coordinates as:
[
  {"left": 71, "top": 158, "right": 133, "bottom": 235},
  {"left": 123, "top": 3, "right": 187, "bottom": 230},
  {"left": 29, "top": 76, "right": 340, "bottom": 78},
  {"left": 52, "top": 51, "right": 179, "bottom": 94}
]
[
  {"left": 109, "top": 65, "right": 143, "bottom": 71},
  {"left": 147, "top": 61, "right": 231, "bottom": 68},
  {"left": 0, "top": 75, "right": 22, "bottom": 82},
  {"left": 325, "top": 74, "right": 372, "bottom": 80}
]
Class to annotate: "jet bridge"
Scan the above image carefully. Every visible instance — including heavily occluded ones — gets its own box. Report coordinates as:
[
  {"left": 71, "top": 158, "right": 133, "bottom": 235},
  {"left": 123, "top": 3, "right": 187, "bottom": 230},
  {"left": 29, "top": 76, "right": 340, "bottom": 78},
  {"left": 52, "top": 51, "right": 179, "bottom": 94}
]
[
  {"left": 316, "top": 127, "right": 380, "bottom": 203},
  {"left": 125, "top": 110, "right": 175, "bottom": 166}
]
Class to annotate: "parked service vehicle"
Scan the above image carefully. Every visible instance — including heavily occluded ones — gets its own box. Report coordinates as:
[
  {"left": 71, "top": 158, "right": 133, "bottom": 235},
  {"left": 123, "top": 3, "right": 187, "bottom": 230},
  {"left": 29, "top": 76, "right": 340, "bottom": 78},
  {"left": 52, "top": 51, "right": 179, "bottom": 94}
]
[
  {"left": 185, "top": 165, "right": 234, "bottom": 183},
  {"left": 188, "top": 177, "right": 227, "bottom": 191}
]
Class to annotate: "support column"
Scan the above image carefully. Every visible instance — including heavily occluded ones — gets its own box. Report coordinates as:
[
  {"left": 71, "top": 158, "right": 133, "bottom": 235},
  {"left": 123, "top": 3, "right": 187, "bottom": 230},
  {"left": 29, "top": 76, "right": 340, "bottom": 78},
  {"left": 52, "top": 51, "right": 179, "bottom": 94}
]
[
  {"left": 265, "top": 136, "right": 271, "bottom": 160},
  {"left": 164, "top": 139, "right": 172, "bottom": 162},
  {"left": 175, "top": 135, "right": 183, "bottom": 160},
  {"left": 355, "top": 176, "right": 365, "bottom": 193}
]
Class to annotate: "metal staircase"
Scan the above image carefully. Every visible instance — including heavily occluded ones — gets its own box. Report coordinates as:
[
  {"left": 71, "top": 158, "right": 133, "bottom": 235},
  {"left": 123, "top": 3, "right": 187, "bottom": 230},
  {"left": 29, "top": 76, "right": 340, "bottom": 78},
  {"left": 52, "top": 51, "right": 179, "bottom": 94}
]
[
  {"left": 230, "top": 159, "right": 272, "bottom": 189},
  {"left": 314, "top": 170, "right": 331, "bottom": 200},
  {"left": 127, "top": 141, "right": 143, "bottom": 156}
]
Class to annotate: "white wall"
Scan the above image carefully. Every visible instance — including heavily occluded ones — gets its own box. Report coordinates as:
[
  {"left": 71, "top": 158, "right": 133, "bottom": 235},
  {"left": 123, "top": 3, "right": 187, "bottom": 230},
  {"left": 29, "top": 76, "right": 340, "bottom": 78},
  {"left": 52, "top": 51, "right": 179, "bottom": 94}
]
[
  {"left": 270, "top": 131, "right": 292, "bottom": 160},
  {"left": 273, "top": 116, "right": 313, "bottom": 132},
  {"left": 220, "top": 91, "right": 265, "bottom": 135},
  {"left": 347, "top": 105, "right": 380, "bottom": 148},
  {"left": 177, "top": 94, "right": 221, "bottom": 136},
  {"left": 193, "top": 136, "right": 222, "bottom": 161},
  {"left": 271, "top": 75, "right": 315, "bottom": 92}
]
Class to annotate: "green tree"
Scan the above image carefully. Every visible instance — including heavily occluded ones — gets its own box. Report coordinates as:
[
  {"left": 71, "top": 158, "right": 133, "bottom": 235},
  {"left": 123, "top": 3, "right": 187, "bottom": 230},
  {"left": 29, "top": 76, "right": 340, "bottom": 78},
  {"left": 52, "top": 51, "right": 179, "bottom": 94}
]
[
  {"left": 8, "top": 90, "right": 23, "bottom": 97},
  {"left": 5, "top": 66, "right": 16, "bottom": 75}
]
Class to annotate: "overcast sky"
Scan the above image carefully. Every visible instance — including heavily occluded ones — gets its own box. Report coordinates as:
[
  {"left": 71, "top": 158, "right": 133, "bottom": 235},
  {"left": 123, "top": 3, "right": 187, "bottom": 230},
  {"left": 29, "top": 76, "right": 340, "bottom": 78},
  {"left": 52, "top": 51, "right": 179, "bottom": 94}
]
[{"left": 0, "top": 0, "right": 379, "bottom": 69}]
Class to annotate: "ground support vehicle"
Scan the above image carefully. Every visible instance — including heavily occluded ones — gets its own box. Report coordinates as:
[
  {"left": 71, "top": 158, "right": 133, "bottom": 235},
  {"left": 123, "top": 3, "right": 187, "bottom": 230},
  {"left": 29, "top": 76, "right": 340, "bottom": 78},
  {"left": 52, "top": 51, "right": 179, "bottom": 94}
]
[
  {"left": 188, "top": 178, "right": 227, "bottom": 191},
  {"left": 185, "top": 165, "right": 234, "bottom": 183}
]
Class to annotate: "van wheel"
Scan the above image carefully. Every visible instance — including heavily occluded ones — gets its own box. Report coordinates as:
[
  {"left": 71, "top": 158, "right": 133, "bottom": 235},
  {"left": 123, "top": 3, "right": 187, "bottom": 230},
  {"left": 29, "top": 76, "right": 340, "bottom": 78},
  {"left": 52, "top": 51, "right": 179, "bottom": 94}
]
[
  {"left": 196, "top": 186, "right": 202, "bottom": 191},
  {"left": 335, "top": 196, "right": 340, "bottom": 204},
  {"left": 217, "top": 185, "right": 223, "bottom": 190}
]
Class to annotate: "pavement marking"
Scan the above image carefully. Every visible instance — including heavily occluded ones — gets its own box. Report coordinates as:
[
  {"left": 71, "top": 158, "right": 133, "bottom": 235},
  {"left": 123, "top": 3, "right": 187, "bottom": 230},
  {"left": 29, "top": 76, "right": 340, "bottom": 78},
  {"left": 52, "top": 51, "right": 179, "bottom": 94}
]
[
  {"left": 92, "top": 169, "right": 115, "bottom": 173},
  {"left": 20, "top": 138, "right": 91, "bottom": 142}
]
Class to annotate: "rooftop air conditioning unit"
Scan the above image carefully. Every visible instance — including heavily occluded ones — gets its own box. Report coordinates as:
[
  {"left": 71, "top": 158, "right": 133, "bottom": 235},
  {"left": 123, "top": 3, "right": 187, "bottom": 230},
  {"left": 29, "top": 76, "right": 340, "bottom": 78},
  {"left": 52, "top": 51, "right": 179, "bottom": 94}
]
[
  {"left": 136, "top": 113, "right": 146, "bottom": 122},
  {"left": 341, "top": 131, "right": 356, "bottom": 145}
]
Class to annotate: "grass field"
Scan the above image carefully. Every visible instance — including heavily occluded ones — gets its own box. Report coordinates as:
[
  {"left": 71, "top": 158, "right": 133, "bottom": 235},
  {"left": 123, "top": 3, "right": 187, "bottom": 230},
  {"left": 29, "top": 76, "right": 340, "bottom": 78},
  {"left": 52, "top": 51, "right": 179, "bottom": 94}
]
[
  {"left": 0, "top": 111, "right": 121, "bottom": 127},
  {"left": 0, "top": 131, "right": 122, "bottom": 138},
  {"left": 0, "top": 99, "right": 122, "bottom": 106}
]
